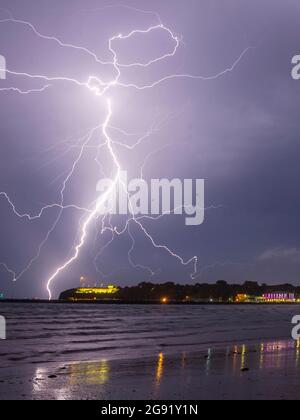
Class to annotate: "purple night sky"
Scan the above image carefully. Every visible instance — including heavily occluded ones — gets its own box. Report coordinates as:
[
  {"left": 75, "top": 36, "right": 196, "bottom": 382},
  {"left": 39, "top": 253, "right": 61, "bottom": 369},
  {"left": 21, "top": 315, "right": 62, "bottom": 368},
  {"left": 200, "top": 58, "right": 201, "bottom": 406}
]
[{"left": 0, "top": 0, "right": 300, "bottom": 299}]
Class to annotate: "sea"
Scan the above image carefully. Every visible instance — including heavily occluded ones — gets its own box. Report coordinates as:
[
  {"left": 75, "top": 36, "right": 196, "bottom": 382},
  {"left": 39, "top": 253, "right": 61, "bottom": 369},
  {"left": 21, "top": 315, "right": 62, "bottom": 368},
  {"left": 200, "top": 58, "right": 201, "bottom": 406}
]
[{"left": 0, "top": 303, "right": 298, "bottom": 368}]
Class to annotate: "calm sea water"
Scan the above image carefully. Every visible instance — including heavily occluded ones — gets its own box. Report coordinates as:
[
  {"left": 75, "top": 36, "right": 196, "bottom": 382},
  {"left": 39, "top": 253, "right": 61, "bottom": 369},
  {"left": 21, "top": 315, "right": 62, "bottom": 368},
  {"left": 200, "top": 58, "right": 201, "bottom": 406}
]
[{"left": 0, "top": 303, "right": 298, "bottom": 368}]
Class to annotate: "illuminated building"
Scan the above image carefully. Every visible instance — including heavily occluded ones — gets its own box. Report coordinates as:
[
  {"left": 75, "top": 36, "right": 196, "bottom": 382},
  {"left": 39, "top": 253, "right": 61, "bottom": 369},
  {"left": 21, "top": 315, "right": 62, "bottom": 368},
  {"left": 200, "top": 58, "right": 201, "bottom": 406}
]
[
  {"left": 262, "top": 293, "right": 295, "bottom": 303},
  {"left": 59, "top": 285, "right": 119, "bottom": 301},
  {"left": 235, "top": 294, "right": 258, "bottom": 303},
  {"left": 235, "top": 292, "right": 297, "bottom": 304},
  {"left": 235, "top": 294, "right": 249, "bottom": 303}
]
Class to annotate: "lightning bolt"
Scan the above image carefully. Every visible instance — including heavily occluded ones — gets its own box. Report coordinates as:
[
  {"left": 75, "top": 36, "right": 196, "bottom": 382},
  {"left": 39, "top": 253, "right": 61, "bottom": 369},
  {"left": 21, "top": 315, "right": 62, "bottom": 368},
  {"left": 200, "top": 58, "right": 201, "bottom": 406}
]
[
  {"left": 0, "top": 85, "right": 51, "bottom": 94},
  {"left": 0, "top": 7, "right": 253, "bottom": 299},
  {"left": 46, "top": 100, "right": 122, "bottom": 300}
]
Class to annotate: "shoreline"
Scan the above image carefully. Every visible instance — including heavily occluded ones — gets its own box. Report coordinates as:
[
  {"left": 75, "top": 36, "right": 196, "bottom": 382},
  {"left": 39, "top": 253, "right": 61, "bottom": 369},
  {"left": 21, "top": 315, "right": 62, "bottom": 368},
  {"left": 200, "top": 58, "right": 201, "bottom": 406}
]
[{"left": 1, "top": 299, "right": 300, "bottom": 305}]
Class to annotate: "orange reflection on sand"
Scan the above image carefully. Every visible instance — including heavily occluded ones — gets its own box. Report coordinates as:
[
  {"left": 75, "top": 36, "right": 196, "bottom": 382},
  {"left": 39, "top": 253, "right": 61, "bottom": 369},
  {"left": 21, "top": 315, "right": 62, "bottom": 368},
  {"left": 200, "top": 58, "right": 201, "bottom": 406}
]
[{"left": 156, "top": 352, "right": 164, "bottom": 384}]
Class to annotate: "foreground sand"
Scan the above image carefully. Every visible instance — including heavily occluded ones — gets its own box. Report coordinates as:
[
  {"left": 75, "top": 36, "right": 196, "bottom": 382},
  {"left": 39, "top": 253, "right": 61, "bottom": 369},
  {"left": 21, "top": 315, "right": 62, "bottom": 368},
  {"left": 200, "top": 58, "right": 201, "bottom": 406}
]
[{"left": 1, "top": 339, "right": 300, "bottom": 400}]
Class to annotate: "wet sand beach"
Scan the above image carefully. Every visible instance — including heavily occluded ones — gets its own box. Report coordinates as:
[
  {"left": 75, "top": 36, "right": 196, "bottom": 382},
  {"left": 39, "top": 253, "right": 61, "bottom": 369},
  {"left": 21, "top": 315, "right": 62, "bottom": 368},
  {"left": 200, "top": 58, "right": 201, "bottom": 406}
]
[{"left": 1, "top": 340, "right": 300, "bottom": 400}]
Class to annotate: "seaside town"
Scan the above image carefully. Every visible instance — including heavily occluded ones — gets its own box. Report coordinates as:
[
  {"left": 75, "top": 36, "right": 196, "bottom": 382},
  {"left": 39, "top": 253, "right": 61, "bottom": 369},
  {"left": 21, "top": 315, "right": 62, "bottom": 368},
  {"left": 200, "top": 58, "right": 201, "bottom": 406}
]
[{"left": 55, "top": 278, "right": 300, "bottom": 304}]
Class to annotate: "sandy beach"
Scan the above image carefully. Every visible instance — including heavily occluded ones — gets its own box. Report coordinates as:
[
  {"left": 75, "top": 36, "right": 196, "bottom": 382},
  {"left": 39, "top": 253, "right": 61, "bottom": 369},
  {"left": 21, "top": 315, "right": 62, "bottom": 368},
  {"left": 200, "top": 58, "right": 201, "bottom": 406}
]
[{"left": 0, "top": 339, "right": 300, "bottom": 400}]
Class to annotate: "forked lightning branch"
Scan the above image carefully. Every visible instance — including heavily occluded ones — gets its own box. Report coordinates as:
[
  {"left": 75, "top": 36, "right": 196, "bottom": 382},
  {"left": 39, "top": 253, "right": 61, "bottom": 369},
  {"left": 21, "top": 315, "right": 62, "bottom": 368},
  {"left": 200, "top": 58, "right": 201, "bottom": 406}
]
[{"left": 0, "top": 8, "right": 252, "bottom": 299}]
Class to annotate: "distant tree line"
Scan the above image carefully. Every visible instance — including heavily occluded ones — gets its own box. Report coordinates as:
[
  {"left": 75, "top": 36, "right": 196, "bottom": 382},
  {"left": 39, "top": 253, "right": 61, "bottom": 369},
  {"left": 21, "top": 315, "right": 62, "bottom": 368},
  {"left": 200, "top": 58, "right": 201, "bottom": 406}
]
[{"left": 114, "top": 281, "right": 299, "bottom": 302}]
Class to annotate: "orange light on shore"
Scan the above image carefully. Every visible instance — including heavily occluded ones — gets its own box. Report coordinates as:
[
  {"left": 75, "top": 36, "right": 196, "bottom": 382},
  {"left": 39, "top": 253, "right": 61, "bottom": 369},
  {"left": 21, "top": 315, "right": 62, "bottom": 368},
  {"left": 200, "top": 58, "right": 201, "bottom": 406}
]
[{"left": 161, "top": 297, "right": 168, "bottom": 304}]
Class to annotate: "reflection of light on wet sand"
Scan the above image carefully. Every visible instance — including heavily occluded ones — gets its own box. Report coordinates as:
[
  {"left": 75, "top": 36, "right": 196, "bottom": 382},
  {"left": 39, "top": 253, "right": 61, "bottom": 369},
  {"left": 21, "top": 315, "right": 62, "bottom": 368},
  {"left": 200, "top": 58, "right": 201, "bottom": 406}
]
[
  {"left": 32, "top": 360, "right": 110, "bottom": 400},
  {"left": 69, "top": 360, "right": 110, "bottom": 385},
  {"left": 296, "top": 339, "right": 300, "bottom": 367},
  {"left": 241, "top": 345, "right": 247, "bottom": 370},
  {"left": 224, "top": 340, "right": 300, "bottom": 374},
  {"left": 156, "top": 353, "right": 164, "bottom": 384},
  {"left": 152, "top": 352, "right": 165, "bottom": 398},
  {"left": 260, "top": 343, "right": 264, "bottom": 370},
  {"left": 206, "top": 349, "right": 212, "bottom": 375},
  {"left": 33, "top": 367, "right": 73, "bottom": 400},
  {"left": 258, "top": 340, "right": 298, "bottom": 370},
  {"left": 32, "top": 367, "right": 48, "bottom": 394},
  {"left": 233, "top": 346, "right": 238, "bottom": 372},
  {"left": 266, "top": 342, "right": 288, "bottom": 353},
  {"left": 31, "top": 339, "right": 300, "bottom": 399}
]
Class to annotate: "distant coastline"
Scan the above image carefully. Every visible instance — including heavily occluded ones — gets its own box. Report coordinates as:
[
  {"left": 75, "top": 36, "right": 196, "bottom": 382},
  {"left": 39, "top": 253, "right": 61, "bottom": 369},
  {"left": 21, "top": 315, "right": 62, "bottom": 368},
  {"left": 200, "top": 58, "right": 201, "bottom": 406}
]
[
  {"left": 1, "top": 299, "right": 300, "bottom": 305},
  {"left": 2, "top": 280, "right": 300, "bottom": 304},
  {"left": 57, "top": 280, "right": 300, "bottom": 304}
]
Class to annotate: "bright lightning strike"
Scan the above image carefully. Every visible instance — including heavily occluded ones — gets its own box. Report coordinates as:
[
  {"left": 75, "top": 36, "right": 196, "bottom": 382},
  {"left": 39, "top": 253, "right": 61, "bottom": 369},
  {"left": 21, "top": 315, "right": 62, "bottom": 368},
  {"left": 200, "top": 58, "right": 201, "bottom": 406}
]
[
  {"left": 46, "top": 100, "right": 121, "bottom": 300},
  {"left": 0, "top": 8, "right": 253, "bottom": 299}
]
